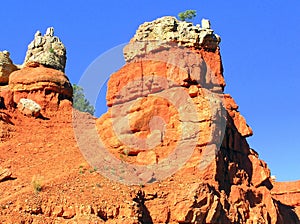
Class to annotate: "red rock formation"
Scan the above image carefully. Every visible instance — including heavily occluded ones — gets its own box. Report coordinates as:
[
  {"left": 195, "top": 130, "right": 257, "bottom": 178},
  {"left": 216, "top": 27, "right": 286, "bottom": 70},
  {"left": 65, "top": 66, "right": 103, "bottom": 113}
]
[
  {"left": 0, "top": 17, "right": 299, "bottom": 223},
  {"left": 8, "top": 62, "right": 72, "bottom": 114},
  {"left": 94, "top": 17, "right": 300, "bottom": 223}
]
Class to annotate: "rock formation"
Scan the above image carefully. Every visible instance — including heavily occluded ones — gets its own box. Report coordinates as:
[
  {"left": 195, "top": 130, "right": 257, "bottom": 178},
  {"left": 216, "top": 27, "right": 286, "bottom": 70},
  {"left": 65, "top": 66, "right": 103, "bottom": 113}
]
[
  {"left": 8, "top": 62, "right": 72, "bottom": 113},
  {"left": 0, "top": 27, "right": 71, "bottom": 115},
  {"left": 0, "top": 17, "right": 299, "bottom": 223},
  {"left": 0, "top": 50, "right": 18, "bottom": 85},
  {"left": 94, "top": 16, "right": 299, "bottom": 223},
  {"left": 24, "top": 27, "right": 67, "bottom": 72}
]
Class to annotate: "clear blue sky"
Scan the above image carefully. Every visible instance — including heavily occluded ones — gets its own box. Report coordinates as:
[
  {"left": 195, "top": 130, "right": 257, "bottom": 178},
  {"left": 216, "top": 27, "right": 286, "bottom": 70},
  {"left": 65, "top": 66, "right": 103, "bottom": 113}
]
[{"left": 1, "top": 1, "right": 299, "bottom": 182}]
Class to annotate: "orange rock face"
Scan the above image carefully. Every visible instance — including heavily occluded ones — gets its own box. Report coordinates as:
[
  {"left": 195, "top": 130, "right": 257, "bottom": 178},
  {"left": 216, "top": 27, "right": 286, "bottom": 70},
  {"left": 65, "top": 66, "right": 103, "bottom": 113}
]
[{"left": 93, "top": 40, "right": 300, "bottom": 222}]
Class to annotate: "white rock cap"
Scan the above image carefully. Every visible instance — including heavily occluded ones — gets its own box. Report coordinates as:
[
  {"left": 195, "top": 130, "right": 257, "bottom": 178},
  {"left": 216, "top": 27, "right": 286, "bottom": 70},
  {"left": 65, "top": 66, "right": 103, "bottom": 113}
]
[
  {"left": 201, "top": 19, "right": 211, "bottom": 29},
  {"left": 45, "top": 27, "right": 54, "bottom": 37}
]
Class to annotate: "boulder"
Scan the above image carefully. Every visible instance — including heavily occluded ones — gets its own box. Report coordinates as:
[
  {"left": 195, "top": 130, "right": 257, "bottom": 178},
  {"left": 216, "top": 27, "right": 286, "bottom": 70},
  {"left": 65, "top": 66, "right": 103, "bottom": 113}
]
[
  {"left": 17, "top": 98, "right": 41, "bottom": 117},
  {"left": 0, "top": 167, "right": 12, "bottom": 182}
]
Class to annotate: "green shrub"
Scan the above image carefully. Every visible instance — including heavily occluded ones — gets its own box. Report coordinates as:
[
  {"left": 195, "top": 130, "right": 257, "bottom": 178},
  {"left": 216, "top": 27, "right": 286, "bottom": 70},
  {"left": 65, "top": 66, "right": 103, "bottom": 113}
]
[
  {"left": 178, "top": 10, "right": 197, "bottom": 22},
  {"left": 72, "top": 84, "right": 95, "bottom": 115},
  {"left": 32, "top": 175, "right": 43, "bottom": 193}
]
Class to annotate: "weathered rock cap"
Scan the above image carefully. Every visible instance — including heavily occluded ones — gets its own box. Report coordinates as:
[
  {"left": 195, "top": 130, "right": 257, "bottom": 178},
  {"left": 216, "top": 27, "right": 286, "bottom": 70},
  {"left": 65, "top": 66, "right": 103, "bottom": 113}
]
[
  {"left": 9, "top": 63, "right": 72, "bottom": 99},
  {"left": 124, "top": 16, "right": 221, "bottom": 62},
  {"left": 24, "top": 27, "right": 67, "bottom": 72},
  {"left": 0, "top": 50, "right": 18, "bottom": 84}
]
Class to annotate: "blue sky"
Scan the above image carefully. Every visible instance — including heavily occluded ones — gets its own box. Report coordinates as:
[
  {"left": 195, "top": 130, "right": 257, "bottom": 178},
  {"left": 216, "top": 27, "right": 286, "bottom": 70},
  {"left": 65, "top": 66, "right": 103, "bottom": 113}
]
[{"left": 1, "top": 1, "right": 299, "bottom": 181}]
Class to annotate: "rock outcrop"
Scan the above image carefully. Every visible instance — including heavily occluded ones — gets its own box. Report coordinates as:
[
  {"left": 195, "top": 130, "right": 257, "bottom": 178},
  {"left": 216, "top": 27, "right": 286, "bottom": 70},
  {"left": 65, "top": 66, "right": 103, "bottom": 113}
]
[
  {"left": 0, "top": 28, "right": 72, "bottom": 116},
  {"left": 0, "top": 51, "right": 18, "bottom": 84},
  {"left": 8, "top": 62, "right": 72, "bottom": 113},
  {"left": 124, "top": 16, "right": 220, "bottom": 62},
  {"left": 93, "top": 16, "right": 299, "bottom": 223},
  {"left": 24, "top": 27, "right": 67, "bottom": 72}
]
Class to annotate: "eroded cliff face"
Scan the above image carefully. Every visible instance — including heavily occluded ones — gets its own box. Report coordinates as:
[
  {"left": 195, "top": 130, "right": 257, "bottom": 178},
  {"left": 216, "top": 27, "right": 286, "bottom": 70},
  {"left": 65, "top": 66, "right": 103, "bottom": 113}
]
[
  {"left": 0, "top": 17, "right": 299, "bottom": 223},
  {"left": 95, "top": 16, "right": 299, "bottom": 223}
]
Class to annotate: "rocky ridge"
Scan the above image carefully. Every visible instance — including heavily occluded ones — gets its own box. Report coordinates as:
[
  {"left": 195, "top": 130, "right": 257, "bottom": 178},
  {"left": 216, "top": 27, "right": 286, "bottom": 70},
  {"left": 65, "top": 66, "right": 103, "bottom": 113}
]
[{"left": 0, "top": 17, "right": 299, "bottom": 223}]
